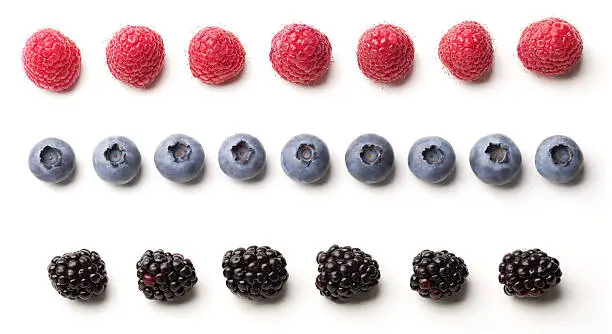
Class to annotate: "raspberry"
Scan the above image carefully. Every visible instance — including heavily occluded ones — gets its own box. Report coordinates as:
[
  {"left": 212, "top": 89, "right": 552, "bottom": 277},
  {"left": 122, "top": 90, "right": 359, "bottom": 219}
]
[
  {"left": 517, "top": 18, "right": 582, "bottom": 76},
  {"left": 357, "top": 24, "right": 414, "bottom": 83},
  {"left": 438, "top": 21, "right": 494, "bottom": 81},
  {"left": 106, "top": 26, "right": 165, "bottom": 88},
  {"left": 269, "top": 24, "right": 331, "bottom": 85},
  {"left": 22, "top": 29, "right": 81, "bottom": 92},
  {"left": 189, "top": 27, "right": 246, "bottom": 85}
]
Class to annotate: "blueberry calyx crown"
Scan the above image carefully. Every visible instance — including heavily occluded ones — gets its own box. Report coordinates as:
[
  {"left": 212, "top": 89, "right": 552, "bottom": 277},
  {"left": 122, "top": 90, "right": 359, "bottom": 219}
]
[
  {"left": 40, "top": 145, "right": 62, "bottom": 169},
  {"left": 422, "top": 145, "right": 444, "bottom": 164},
  {"left": 104, "top": 143, "right": 127, "bottom": 167},
  {"left": 296, "top": 143, "right": 317, "bottom": 166},
  {"left": 549, "top": 144, "right": 572, "bottom": 166},
  {"left": 359, "top": 144, "right": 383, "bottom": 165},
  {"left": 168, "top": 141, "right": 191, "bottom": 163},
  {"left": 231, "top": 140, "right": 254, "bottom": 164},
  {"left": 485, "top": 143, "right": 508, "bottom": 163}
]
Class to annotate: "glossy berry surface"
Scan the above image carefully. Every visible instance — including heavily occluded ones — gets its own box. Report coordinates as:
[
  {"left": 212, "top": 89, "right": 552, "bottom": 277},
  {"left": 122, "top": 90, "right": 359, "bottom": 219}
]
[
  {"left": 136, "top": 249, "right": 198, "bottom": 302},
  {"left": 222, "top": 246, "right": 289, "bottom": 300},
  {"left": 517, "top": 18, "right": 582, "bottom": 76},
  {"left": 281, "top": 134, "right": 330, "bottom": 183},
  {"left": 469, "top": 133, "right": 522, "bottom": 186},
  {"left": 438, "top": 21, "right": 493, "bottom": 81},
  {"left": 106, "top": 26, "right": 165, "bottom": 87},
  {"left": 22, "top": 28, "right": 81, "bottom": 91},
  {"left": 409, "top": 250, "right": 468, "bottom": 300},
  {"left": 408, "top": 136, "right": 456, "bottom": 183},
  {"left": 345, "top": 134, "right": 394, "bottom": 184},
  {"left": 189, "top": 27, "right": 246, "bottom": 85},
  {"left": 29, "top": 138, "right": 76, "bottom": 184},
  {"left": 357, "top": 24, "right": 414, "bottom": 83},
  {"left": 269, "top": 24, "right": 331, "bottom": 85},
  {"left": 47, "top": 249, "right": 108, "bottom": 300},
  {"left": 535, "top": 135, "right": 583, "bottom": 183},
  {"left": 154, "top": 134, "right": 205, "bottom": 183},
  {"left": 218, "top": 133, "right": 266, "bottom": 181},
  {"left": 92, "top": 136, "right": 141, "bottom": 185},
  {"left": 498, "top": 249, "right": 562, "bottom": 298},
  {"left": 315, "top": 245, "right": 381, "bottom": 302}
]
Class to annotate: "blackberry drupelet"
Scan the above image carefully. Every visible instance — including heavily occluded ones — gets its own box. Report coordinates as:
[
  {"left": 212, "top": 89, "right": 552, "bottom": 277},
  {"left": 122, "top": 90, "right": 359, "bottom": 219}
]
[
  {"left": 47, "top": 249, "right": 108, "bottom": 300},
  {"left": 409, "top": 250, "right": 469, "bottom": 300},
  {"left": 315, "top": 245, "right": 381, "bottom": 301},
  {"left": 136, "top": 249, "right": 198, "bottom": 302},
  {"left": 498, "top": 249, "right": 562, "bottom": 297},
  {"left": 222, "top": 246, "right": 289, "bottom": 300}
]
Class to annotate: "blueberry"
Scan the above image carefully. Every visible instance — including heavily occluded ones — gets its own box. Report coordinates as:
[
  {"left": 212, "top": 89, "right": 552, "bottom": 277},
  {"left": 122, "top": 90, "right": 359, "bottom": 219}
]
[
  {"left": 281, "top": 134, "right": 330, "bottom": 183},
  {"left": 93, "top": 136, "right": 141, "bottom": 185},
  {"left": 408, "top": 136, "right": 456, "bottom": 183},
  {"left": 154, "top": 134, "right": 205, "bottom": 183},
  {"left": 345, "top": 134, "right": 394, "bottom": 184},
  {"left": 535, "top": 135, "right": 583, "bottom": 183},
  {"left": 218, "top": 133, "right": 266, "bottom": 181},
  {"left": 28, "top": 138, "right": 75, "bottom": 183},
  {"left": 469, "top": 134, "right": 522, "bottom": 185}
]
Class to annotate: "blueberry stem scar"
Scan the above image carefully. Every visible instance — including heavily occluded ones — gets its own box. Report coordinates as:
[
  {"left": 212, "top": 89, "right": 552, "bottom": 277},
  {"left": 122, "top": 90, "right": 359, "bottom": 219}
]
[
  {"left": 40, "top": 146, "right": 62, "bottom": 169},
  {"left": 168, "top": 142, "right": 191, "bottom": 163},
  {"left": 104, "top": 143, "right": 127, "bottom": 167},
  {"left": 360, "top": 144, "right": 383, "bottom": 165},
  {"left": 549, "top": 144, "right": 572, "bottom": 166},
  {"left": 485, "top": 143, "right": 508, "bottom": 163},
  {"left": 422, "top": 145, "right": 444, "bottom": 164},
  {"left": 296, "top": 143, "right": 317, "bottom": 166},
  {"left": 231, "top": 140, "right": 254, "bottom": 164}
]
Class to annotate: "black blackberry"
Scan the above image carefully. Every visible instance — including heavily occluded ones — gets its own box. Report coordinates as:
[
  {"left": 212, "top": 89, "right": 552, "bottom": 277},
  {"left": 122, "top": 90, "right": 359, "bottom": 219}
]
[
  {"left": 222, "top": 246, "right": 289, "bottom": 300},
  {"left": 315, "top": 245, "right": 381, "bottom": 301},
  {"left": 409, "top": 250, "right": 469, "bottom": 300},
  {"left": 47, "top": 249, "right": 108, "bottom": 301},
  {"left": 498, "top": 248, "right": 562, "bottom": 297},
  {"left": 136, "top": 249, "right": 198, "bottom": 302}
]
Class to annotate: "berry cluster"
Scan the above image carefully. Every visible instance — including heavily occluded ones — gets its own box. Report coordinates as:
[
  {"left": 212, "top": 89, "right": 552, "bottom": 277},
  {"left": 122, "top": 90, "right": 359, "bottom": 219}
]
[
  {"left": 30, "top": 134, "right": 584, "bottom": 186},
  {"left": 23, "top": 18, "right": 582, "bottom": 91},
  {"left": 46, "top": 247, "right": 563, "bottom": 304}
]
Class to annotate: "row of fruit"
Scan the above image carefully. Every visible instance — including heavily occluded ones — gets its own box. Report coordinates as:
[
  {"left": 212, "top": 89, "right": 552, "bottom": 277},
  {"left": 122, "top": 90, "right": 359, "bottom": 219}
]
[
  {"left": 29, "top": 133, "right": 583, "bottom": 186},
  {"left": 48, "top": 247, "right": 561, "bottom": 302},
  {"left": 23, "top": 18, "right": 582, "bottom": 91}
]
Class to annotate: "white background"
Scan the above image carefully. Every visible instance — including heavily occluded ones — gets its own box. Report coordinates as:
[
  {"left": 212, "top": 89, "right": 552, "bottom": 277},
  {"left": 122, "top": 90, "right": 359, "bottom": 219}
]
[{"left": 0, "top": 0, "right": 609, "bottom": 333}]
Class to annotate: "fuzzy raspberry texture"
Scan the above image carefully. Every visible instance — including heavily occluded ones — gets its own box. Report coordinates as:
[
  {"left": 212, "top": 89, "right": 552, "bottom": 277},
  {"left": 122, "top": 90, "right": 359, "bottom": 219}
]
[
  {"left": 106, "top": 26, "right": 165, "bottom": 88},
  {"left": 269, "top": 24, "right": 332, "bottom": 85},
  {"left": 438, "top": 21, "right": 494, "bottom": 81},
  {"left": 357, "top": 24, "right": 414, "bottom": 83},
  {"left": 517, "top": 18, "right": 582, "bottom": 76},
  {"left": 22, "top": 29, "right": 81, "bottom": 91},
  {"left": 189, "top": 27, "right": 246, "bottom": 85}
]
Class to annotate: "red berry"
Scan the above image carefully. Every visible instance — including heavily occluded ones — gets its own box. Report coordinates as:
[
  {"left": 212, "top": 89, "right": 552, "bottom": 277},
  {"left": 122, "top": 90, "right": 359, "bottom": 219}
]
[
  {"left": 106, "top": 26, "right": 165, "bottom": 88},
  {"left": 189, "top": 27, "right": 246, "bottom": 85},
  {"left": 357, "top": 24, "right": 414, "bottom": 83},
  {"left": 22, "top": 29, "right": 81, "bottom": 92},
  {"left": 517, "top": 18, "right": 583, "bottom": 76},
  {"left": 269, "top": 24, "right": 331, "bottom": 85},
  {"left": 438, "top": 21, "right": 494, "bottom": 81}
]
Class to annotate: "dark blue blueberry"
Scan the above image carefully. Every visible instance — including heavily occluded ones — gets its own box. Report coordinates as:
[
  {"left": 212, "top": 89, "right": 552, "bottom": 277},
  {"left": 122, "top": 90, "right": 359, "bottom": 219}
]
[
  {"left": 408, "top": 136, "right": 456, "bottom": 183},
  {"left": 535, "top": 135, "right": 583, "bottom": 183},
  {"left": 281, "top": 134, "right": 330, "bottom": 183}
]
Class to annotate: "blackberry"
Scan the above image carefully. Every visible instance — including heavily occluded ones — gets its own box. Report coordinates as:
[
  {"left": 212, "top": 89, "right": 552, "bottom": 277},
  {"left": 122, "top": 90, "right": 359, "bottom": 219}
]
[
  {"left": 409, "top": 250, "right": 469, "bottom": 300},
  {"left": 315, "top": 245, "right": 381, "bottom": 301},
  {"left": 222, "top": 246, "right": 289, "bottom": 300},
  {"left": 47, "top": 249, "right": 108, "bottom": 301},
  {"left": 136, "top": 249, "right": 198, "bottom": 302},
  {"left": 498, "top": 248, "right": 562, "bottom": 297}
]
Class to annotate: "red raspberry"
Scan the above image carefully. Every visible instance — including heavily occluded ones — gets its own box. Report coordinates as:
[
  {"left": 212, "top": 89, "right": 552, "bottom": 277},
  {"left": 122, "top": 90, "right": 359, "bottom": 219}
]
[
  {"left": 438, "top": 21, "right": 494, "bottom": 81},
  {"left": 22, "top": 29, "right": 81, "bottom": 92},
  {"left": 269, "top": 24, "right": 331, "bottom": 85},
  {"left": 517, "top": 18, "right": 583, "bottom": 76},
  {"left": 189, "top": 27, "right": 246, "bottom": 85},
  {"left": 106, "top": 26, "right": 165, "bottom": 88},
  {"left": 357, "top": 24, "right": 414, "bottom": 83}
]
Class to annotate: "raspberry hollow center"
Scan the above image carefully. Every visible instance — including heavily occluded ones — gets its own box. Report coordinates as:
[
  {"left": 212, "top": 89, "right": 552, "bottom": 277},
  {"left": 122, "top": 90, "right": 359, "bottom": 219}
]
[
  {"left": 40, "top": 146, "right": 62, "bottom": 169},
  {"left": 360, "top": 144, "right": 383, "bottom": 165},
  {"left": 104, "top": 144, "right": 127, "bottom": 167},
  {"left": 296, "top": 143, "right": 317, "bottom": 166},
  {"left": 422, "top": 145, "right": 444, "bottom": 164},
  {"left": 168, "top": 142, "right": 191, "bottom": 163},
  {"left": 231, "top": 140, "right": 254, "bottom": 164},
  {"left": 550, "top": 144, "right": 572, "bottom": 166},
  {"left": 485, "top": 143, "right": 508, "bottom": 163}
]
